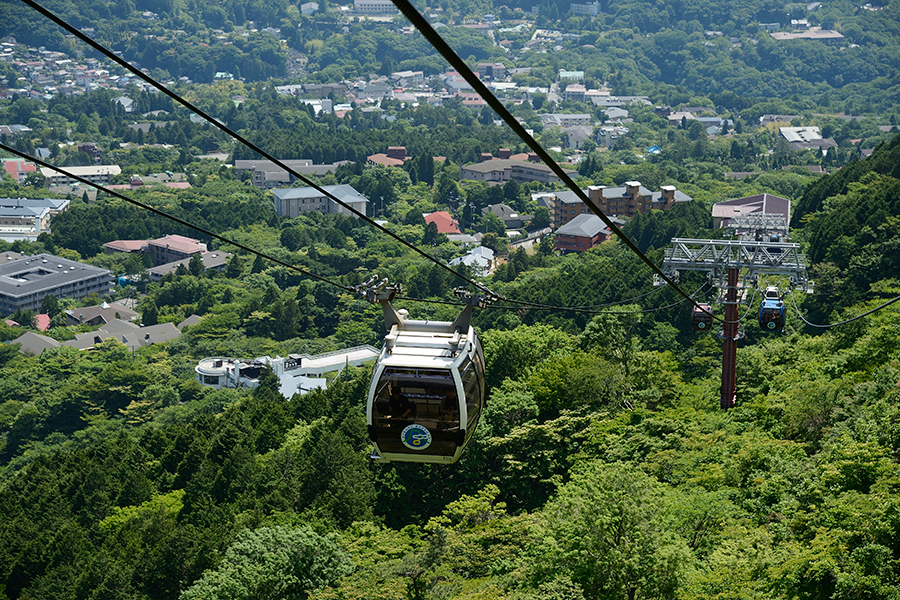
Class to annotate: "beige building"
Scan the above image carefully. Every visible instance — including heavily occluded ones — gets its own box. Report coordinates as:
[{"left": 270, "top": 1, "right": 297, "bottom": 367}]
[
  {"left": 272, "top": 184, "right": 368, "bottom": 218},
  {"left": 40, "top": 165, "right": 121, "bottom": 187},
  {"left": 546, "top": 182, "right": 692, "bottom": 227},
  {"left": 460, "top": 158, "right": 576, "bottom": 185}
]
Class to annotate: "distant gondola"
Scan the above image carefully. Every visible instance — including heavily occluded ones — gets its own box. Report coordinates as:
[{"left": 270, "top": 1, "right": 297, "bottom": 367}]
[
  {"left": 692, "top": 304, "right": 713, "bottom": 331},
  {"left": 758, "top": 286, "right": 785, "bottom": 332},
  {"left": 364, "top": 283, "right": 486, "bottom": 464}
]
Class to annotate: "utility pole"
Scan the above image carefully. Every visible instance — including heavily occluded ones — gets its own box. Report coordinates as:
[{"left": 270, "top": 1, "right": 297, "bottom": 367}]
[{"left": 655, "top": 235, "right": 813, "bottom": 409}]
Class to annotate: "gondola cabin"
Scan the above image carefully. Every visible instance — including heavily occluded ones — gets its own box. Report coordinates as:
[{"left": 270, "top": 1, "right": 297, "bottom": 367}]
[
  {"left": 692, "top": 304, "right": 713, "bottom": 331},
  {"left": 366, "top": 296, "right": 485, "bottom": 464},
  {"left": 758, "top": 287, "right": 785, "bottom": 332}
]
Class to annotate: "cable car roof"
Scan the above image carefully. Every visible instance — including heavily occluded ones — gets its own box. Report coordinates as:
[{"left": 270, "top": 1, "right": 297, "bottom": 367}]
[{"left": 381, "top": 353, "right": 456, "bottom": 368}]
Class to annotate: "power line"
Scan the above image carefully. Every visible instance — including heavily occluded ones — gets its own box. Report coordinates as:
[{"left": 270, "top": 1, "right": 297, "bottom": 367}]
[
  {"left": 788, "top": 288, "right": 900, "bottom": 329},
  {"left": 0, "top": 142, "right": 357, "bottom": 294}
]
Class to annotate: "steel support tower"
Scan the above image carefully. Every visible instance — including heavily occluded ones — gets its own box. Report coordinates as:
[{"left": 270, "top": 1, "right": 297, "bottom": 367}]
[{"left": 655, "top": 238, "right": 812, "bottom": 409}]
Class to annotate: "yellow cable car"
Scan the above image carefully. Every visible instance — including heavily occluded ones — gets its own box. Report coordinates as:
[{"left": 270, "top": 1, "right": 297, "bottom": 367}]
[{"left": 363, "top": 282, "right": 486, "bottom": 464}]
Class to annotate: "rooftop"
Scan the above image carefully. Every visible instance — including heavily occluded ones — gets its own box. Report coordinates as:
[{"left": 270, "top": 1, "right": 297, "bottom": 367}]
[
  {"left": 556, "top": 213, "right": 624, "bottom": 237},
  {"left": 0, "top": 253, "right": 110, "bottom": 299}
]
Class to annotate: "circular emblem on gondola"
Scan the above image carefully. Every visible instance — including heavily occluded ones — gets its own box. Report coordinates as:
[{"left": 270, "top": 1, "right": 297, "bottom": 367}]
[
  {"left": 401, "top": 424, "right": 432, "bottom": 450},
  {"left": 767, "top": 321, "right": 776, "bottom": 329},
  {"left": 698, "top": 321, "right": 707, "bottom": 329}
]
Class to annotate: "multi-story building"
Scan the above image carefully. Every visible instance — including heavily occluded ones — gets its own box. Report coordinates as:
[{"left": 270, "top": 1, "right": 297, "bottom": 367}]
[
  {"left": 460, "top": 158, "right": 576, "bottom": 185},
  {"left": 548, "top": 182, "right": 692, "bottom": 226},
  {"left": 272, "top": 184, "right": 368, "bottom": 218},
  {"left": 353, "top": 0, "right": 398, "bottom": 12},
  {"left": 554, "top": 213, "right": 625, "bottom": 253},
  {"left": 146, "top": 234, "right": 207, "bottom": 266},
  {"left": 0, "top": 253, "right": 113, "bottom": 315},
  {"left": 563, "top": 83, "right": 587, "bottom": 103},
  {"left": 477, "top": 62, "right": 505, "bottom": 80},
  {"left": 570, "top": 1, "right": 602, "bottom": 16},
  {"left": 234, "top": 159, "right": 345, "bottom": 189},
  {"left": 0, "top": 197, "right": 69, "bottom": 242},
  {"left": 541, "top": 113, "right": 592, "bottom": 128},
  {"left": 39, "top": 165, "right": 121, "bottom": 187},
  {"left": 2, "top": 158, "right": 37, "bottom": 183}
]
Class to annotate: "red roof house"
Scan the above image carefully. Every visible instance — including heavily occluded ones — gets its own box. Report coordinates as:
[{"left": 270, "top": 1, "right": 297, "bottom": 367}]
[
  {"left": 424, "top": 211, "right": 461, "bottom": 234},
  {"left": 33, "top": 314, "right": 51, "bottom": 331}
]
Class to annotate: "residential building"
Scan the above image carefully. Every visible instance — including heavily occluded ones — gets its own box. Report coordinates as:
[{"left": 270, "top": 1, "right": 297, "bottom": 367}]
[
  {"left": 558, "top": 70, "right": 584, "bottom": 80},
  {"left": 697, "top": 116, "right": 733, "bottom": 134},
  {"left": 604, "top": 107, "right": 629, "bottom": 121},
  {"left": 302, "top": 83, "right": 348, "bottom": 97},
  {"left": 477, "top": 63, "right": 505, "bottom": 80},
  {"left": 780, "top": 126, "right": 837, "bottom": 151},
  {"left": 353, "top": 0, "right": 398, "bottom": 12},
  {"left": 711, "top": 194, "right": 790, "bottom": 230},
  {"left": 0, "top": 253, "right": 113, "bottom": 315},
  {"left": 770, "top": 29, "right": 843, "bottom": 40},
  {"left": 449, "top": 246, "right": 494, "bottom": 277},
  {"left": 354, "top": 78, "right": 393, "bottom": 99},
  {"left": 482, "top": 203, "right": 532, "bottom": 229},
  {"left": 12, "top": 331, "right": 61, "bottom": 355},
  {"left": 589, "top": 183, "right": 691, "bottom": 219},
  {"left": 541, "top": 113, "right": 592, "bottom": 128},
  {"left": 147, "top": 234, "right": 207, "bottom": 266},
  {"left": 390, "top": 70, "right": 425, "bottom": 87},
  {"left": 0, "top": 125, "right": 32, "bottom": 136},
  {"left": 571, "top": 1, "right": 603, "bottom": 16},
  {"left": 563, "top": 126, "right": 593, "bottom": 149},
  {"left": 77, "top": 142, "right": 102, "bottom": 162},
  {"left": 65, "top": 300, "right": 138, "bottom": 326},
  {"left": 2, "top": 158, "right": 37, "bottom": 182},
  {"left": 103, "top": 239, "right": 147, "bottom": 254},
  {"left": 595, "top": 125, "right": 629, "bottom": 148},
  {"left": 554, "top": 213, "right": 624, "bottom": 253},
  {"left": 780, "top": 126, "right": 822, "bottom": 143},
  {"left": 460, "top": 159, "right": 576, "bottom": 185},
  {"left": 64, "top": 320, "right": 182, "bottom": 351},
  {"left": 459, "top": 93, "right": 486, "bottom": 109},
  {"left": 424, "top": 211, "right": 462, "bottom": 234},
  {"left": 147, "top": 251, "right": 232, "bottom": 282},
  {"left": 367, "top": 146, "right": 409, "bottom": 167},
  {"left": 588, "top": 95, "right": 651, "bottom": 108},
  {"left": 113, "top": 96, "right": 134, "bottom": 112},
  {"left": 549, "top": 182, "right": 692, "bottom": 225},
  {"left": 0, "top": 197, "right": 69, "bottom": 242},
  {"left": 234, "top": 159, "right": 346, "bottom": 189},
  {"left": 760, "top": 114, "right": 800, "bottom": 125},
  {"left": 667, "top": 111, "right": 698, "bottom": 126},
  {"left": 564, "top": 83, "right": 586, "bottom": 103},
  {"left": 272, "top": 184, "right": 368, "bottom": 218},
  {"left": 39, "top": 164, "right": 121, "bottom": 187}
]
